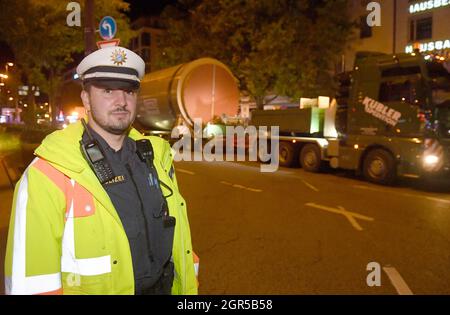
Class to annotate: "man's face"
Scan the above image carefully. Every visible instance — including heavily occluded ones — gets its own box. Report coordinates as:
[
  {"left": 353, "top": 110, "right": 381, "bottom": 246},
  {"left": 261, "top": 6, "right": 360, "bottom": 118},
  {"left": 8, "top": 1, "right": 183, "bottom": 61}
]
[{"left": 81, "top": 84, "right": 138, "bottom": 135}]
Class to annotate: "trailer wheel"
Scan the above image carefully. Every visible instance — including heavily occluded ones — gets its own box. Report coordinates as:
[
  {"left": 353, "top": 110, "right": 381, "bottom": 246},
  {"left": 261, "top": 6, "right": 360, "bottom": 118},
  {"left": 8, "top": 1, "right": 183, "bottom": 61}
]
[
  {"left": 362, "top": 149, "right": 396, "bottom": 185},
  {"left": 300, "top": 144, "right": 322, "bottom": 172},
  {"left": 279, "top": 142, "right": 298, "bottom": 167}
]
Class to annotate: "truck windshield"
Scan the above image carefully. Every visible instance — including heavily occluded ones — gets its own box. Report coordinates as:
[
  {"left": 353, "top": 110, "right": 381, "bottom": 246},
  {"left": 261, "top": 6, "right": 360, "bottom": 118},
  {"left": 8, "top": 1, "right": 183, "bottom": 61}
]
[
  {"left": 438, "top": 106, "right": 450, "bottom": 138},
  {"left": 431, "top": 85, "right": 450, "bottom": 106},
  {"left": 427, "top": 61, "right": 450, "bottom": 137},
  {"left": 428, "top": 61, "right": 450, "bottom": 106}
]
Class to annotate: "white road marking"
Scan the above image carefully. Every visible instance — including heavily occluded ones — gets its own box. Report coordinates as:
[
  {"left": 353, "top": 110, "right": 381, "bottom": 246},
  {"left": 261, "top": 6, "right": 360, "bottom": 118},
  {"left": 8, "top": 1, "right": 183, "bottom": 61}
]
[
  {"left": 245, "top": 187, "right": 263, "bottom": 193},
  {"left": 353, "top": 185, "right": 390, "bottom": 193},
  {"left": 383, "top": 266, "right": 414, "bottom": 295},
  {"left": 425, "top": 197, "right": 450, "bottom": 204},
  {"left": 220, "top": 181, "right": 262, "bottom": 193},
  {"left": 355, "top": 185, "right": 417, "bottom": 198},
  {"left": 301, "top": 179, "right": 319, "bottom": 192},
  {"left": 305, "top": 202, "right": 374, "bottom": 231},
  {"left": 354, "top": 185, "right": 450, "bottom": 204},
  {"left": 177, "top": 168, "right": 195, "bottom": 175}
]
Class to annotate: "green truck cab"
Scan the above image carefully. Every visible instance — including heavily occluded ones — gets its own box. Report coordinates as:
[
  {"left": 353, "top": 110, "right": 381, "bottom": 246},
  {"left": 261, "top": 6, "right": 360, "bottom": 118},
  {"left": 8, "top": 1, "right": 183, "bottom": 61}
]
[{"left": 251, "top": 52, "right": 450, "bottom": 185}]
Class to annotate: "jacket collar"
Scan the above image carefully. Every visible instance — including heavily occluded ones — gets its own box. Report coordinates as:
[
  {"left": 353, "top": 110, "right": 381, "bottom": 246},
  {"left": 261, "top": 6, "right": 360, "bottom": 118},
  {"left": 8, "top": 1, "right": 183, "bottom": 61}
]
[
  {"left": 35, "top": 121, "right": 146, "bottom": 173},
  {"left": 34, "top": 121, "right": 147, "bottom": 226}
]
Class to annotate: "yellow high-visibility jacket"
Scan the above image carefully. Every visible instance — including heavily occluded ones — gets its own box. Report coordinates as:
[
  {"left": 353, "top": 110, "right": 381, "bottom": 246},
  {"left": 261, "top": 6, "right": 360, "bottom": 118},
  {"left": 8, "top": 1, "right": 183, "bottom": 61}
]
[{"left": 5, "top": 121, "right": 198, "bottom": 295}]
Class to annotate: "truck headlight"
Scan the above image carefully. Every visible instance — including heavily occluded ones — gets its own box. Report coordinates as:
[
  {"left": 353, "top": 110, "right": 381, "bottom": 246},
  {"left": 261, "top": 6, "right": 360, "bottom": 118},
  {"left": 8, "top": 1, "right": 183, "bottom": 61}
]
[{"left": 423, "top": 154, "right": 439, "bottom": 165}]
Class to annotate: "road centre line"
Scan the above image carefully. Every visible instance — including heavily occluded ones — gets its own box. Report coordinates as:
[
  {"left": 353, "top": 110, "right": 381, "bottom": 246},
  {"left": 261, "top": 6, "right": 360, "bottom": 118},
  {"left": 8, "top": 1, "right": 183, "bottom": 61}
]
[
  {"left": 245, "top": 187, "right": 263, "bottom": 193},
  {"left": 354, "top": 185, "right": 450, "bottom": 204},
  {"left": 383, "top": 266, "right": 414, "bottom": 295},
  {"left": 354, "top": 184, "right": 415, "bottom": 197},
  {"left": 176, "top": 168, "right": 196, "bottom": 175},
  {"left": 425, "top": 197, "right": 450, "bottom": 204},
  {"left": 220, "top": 181, "right": 262, "bottom": 193},
  {"left": 175, "top": 163, "right": 448, "bottom": 203}
]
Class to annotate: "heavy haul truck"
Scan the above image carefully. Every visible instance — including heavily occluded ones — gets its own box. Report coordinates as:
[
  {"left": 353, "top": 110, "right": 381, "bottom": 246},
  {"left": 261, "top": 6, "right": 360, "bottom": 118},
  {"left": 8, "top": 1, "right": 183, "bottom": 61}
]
[{"left": 251, "top": 52, "right": 450, "bottom": 185}]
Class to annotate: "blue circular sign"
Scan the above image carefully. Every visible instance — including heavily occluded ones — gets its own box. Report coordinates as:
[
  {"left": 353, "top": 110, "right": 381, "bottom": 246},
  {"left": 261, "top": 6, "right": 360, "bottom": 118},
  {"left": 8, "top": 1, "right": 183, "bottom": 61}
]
[{"left": 99, "top": 16, "right": 117, "bottom": 40}]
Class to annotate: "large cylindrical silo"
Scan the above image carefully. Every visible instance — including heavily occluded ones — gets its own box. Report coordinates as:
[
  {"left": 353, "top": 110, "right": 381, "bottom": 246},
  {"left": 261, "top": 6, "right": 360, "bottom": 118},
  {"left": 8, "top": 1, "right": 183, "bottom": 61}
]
[{"left": 136, "top": 58, "right": 240, "bottom": 132}]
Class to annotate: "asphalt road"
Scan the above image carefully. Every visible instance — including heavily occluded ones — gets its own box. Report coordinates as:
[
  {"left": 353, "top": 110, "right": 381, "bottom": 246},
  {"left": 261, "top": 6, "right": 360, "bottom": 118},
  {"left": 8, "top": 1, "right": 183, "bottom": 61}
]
[
  {"left": 174, "top": 160, "right": 450, "bottom": 295},
  {"left": 1, "top": 155, "right": 449, "bottom": 294}
]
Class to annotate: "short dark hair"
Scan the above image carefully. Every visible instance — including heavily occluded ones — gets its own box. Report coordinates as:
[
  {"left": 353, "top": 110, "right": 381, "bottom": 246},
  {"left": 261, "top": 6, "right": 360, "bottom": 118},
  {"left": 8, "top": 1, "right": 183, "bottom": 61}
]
[
  {"left": 81, "top": 82, "right": 92, "bottom": 92},
  {"left": 81, "top": 81, "right": 139, "bottom": 93}
]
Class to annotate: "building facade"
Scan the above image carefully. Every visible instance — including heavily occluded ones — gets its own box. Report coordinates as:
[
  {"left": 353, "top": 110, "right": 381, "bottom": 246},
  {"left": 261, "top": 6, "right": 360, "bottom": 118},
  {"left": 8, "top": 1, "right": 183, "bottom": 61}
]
[
  {"left": 344, "top": 0, "right": 450, "bottom": 71},
  {"left": 399, "top": 0, "right": 450, "bottom": 56},
  {"left": 129, "top": 17, "right": 165, "bottom": 73},
  {"left": 344, "top": 0, "right": 396, "bottom": 72}
]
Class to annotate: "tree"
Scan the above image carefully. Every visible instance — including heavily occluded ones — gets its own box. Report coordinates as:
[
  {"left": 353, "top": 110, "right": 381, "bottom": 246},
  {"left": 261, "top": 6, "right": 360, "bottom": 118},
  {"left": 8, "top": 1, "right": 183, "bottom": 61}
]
[
  {"left": 0, "top": 0, "right": 135, "bottom": 124},
  {"left": 158, "top": 0, "right": 356, "bottom": 109}
]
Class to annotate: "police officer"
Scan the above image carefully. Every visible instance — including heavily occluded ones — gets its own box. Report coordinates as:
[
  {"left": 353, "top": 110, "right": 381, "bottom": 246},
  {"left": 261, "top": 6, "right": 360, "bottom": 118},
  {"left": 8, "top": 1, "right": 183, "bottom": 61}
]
[{"left": 5, "top": 46, "right": 199, "bottom": 295}]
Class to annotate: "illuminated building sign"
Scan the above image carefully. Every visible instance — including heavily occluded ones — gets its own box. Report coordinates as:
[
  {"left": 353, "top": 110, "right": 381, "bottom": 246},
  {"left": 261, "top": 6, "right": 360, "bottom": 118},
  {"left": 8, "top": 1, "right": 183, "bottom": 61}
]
[
  {"left": 409, "top": 0, "right": 450, "bottom": 14},
  {"left": 405, "top": 39, "right": 450, "bottom": 52}
]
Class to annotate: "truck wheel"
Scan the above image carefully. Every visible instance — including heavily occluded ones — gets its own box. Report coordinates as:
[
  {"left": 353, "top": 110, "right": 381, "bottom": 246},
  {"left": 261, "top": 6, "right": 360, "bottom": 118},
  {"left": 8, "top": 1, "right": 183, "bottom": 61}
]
[
  {"left": 362, "top": 149, "right": 396, "bottom": 185},
  {"left": 300, "top": 144, "right": 322, "bottom": 172},
  {"left": 279, "top": 142, "right": 298, "bottom": 167}
]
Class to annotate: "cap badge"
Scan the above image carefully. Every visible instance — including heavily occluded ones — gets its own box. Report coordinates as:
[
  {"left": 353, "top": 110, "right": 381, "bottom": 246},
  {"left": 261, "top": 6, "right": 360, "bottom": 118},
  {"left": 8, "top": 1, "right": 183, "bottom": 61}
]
[{"left": 111, "top": 49, "right": 127, "bottom": 66}]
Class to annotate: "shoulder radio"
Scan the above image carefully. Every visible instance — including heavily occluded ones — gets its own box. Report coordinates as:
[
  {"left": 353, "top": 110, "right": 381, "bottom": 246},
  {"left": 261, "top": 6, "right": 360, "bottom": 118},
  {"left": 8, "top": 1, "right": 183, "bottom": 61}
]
[{"left": 80, "top": 118, "right": 115, "bottom": 184}]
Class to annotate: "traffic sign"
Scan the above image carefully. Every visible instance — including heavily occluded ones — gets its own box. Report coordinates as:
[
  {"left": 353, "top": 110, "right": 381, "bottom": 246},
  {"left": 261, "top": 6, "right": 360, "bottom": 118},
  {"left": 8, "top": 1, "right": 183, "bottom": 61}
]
[
  {"left": 96, "top": 39, "right": 120, "bottom": 49},
  {"left": 99, "top": 16, "right": 117, "bottom": 40}
]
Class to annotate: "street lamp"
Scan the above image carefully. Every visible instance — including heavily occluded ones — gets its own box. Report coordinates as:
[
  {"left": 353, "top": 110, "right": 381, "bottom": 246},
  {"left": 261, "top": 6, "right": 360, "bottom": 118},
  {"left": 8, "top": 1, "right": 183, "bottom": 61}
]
[
  {"left": 1, "top": 62, "right": 14, "bottom": 85},
  {"left": 2, "top": 62, "right": 20, "bottom": 123},
  {"left": 1, "top": 62, "right": 15, "bottom": 121},
  {"left": 5, "top": 62, "right": 13, "bottom": 74}
]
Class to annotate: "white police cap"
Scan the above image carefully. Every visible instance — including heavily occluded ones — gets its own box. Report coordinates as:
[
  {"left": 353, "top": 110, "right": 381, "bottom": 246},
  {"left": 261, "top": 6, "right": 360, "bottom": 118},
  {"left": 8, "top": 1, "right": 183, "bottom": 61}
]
[{"left": 76, "top": 46, "right": 145, "bottom": 90}]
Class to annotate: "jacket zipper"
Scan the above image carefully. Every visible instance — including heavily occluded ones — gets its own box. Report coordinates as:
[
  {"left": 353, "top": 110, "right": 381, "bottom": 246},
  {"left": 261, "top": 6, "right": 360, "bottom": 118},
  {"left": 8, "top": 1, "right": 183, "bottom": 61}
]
[
  {"left": 125, "top": 163, "right": 155, "bottom": 262},
  {"left": 159, "top": 159, "right": 187, "bottom": 293},
  {"left": 160, "top": 149, "right": 186, "bottom": 294}
]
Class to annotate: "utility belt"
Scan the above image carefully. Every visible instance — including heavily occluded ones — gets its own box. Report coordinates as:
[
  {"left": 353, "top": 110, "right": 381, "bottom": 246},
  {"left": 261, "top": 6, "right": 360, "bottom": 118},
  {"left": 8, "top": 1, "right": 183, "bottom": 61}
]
[{"left": 136, "top": 260, "right": 175, "bottom": 295}]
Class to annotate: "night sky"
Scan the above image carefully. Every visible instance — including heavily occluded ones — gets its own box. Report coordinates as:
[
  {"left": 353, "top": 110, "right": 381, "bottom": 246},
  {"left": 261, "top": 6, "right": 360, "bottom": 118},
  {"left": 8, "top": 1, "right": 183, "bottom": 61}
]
[{"left": 0, "top": 41, "right": 14, "bottom": 65}]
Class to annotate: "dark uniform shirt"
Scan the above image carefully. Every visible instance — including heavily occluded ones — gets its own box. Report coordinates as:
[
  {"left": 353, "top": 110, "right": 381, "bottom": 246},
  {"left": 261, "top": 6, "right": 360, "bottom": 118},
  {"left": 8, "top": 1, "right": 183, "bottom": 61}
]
[{"left": 81, "top": 127, "right": 175, "bottom": 294}]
